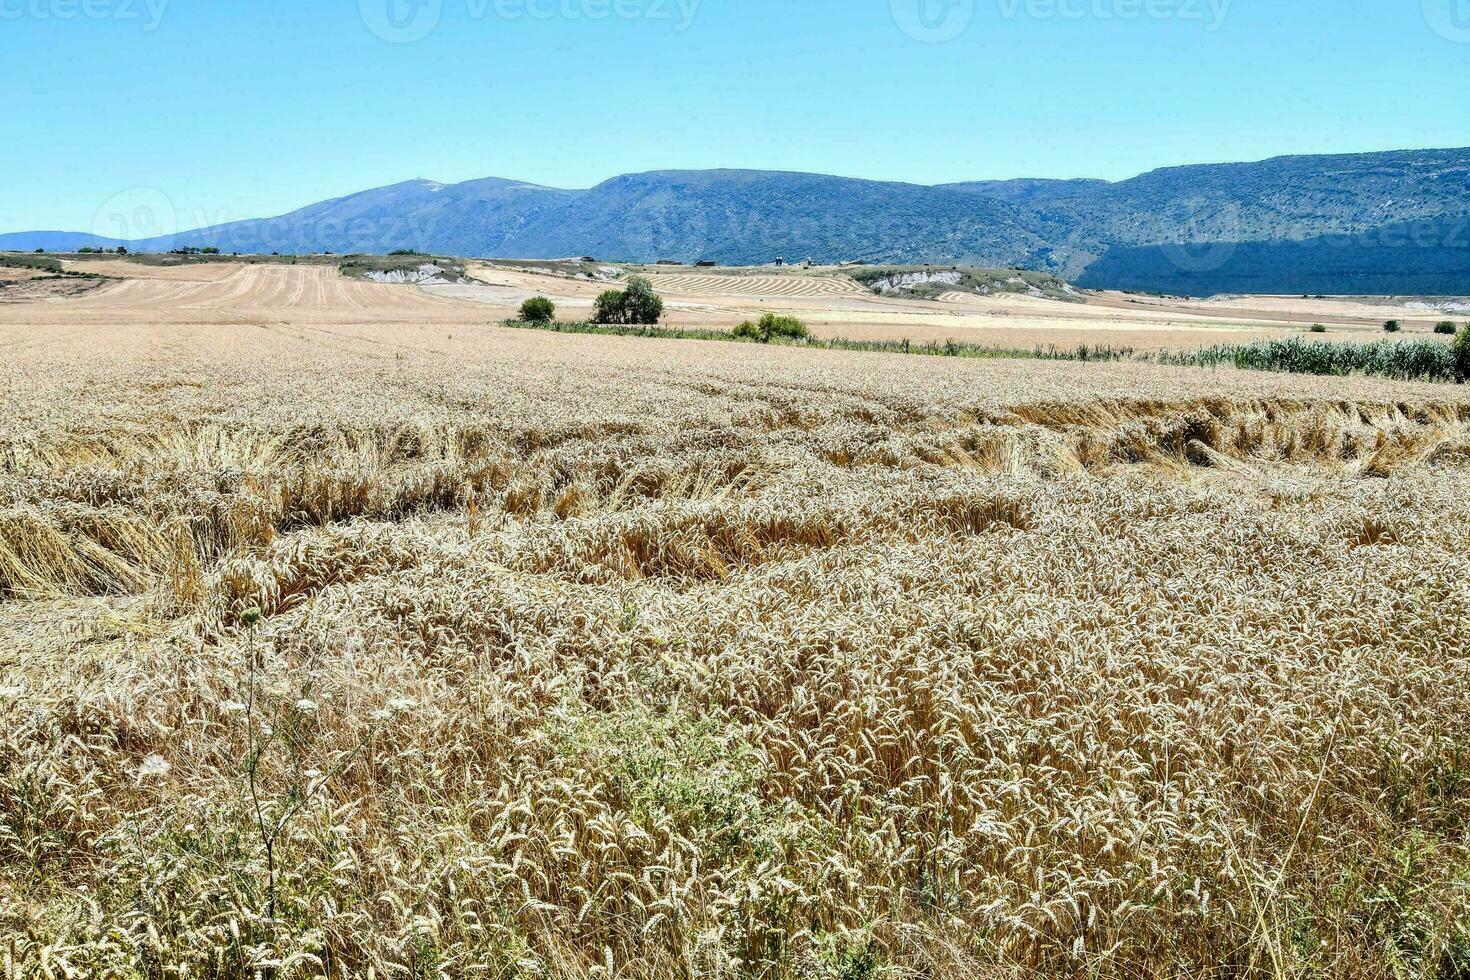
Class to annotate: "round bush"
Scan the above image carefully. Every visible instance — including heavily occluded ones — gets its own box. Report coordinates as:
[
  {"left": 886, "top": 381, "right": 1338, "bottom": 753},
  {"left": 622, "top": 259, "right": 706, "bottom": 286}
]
[
  {"left": 519, "top": 296, "right": 556, "bottom": 323},
  {"left": 593, "top": 289, "right": 625, "bottom": 324},
  {"left": 592, "top": 277, "right": 664, "bottom": 325},
  {"left": 732, "top": 313, "right": 809, "bottom": 343},
  {"left": 621, "top": 276, "right": 664, "bottom": 325},
  {"left": 763, "top": 314, "right": 809, "bottom": 340}
]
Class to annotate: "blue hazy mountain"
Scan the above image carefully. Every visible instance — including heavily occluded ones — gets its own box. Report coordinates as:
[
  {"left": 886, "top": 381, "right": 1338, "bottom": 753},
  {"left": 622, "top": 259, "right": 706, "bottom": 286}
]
[{"left": 7, "top": 148, "right": 1468, "bottom": 294}]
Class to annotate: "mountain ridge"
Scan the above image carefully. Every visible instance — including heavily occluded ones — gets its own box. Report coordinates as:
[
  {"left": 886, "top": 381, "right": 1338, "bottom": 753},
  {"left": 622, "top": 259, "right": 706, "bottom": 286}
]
[{"left": 6, "top": 147, "right": 1468, "bottom": 295}]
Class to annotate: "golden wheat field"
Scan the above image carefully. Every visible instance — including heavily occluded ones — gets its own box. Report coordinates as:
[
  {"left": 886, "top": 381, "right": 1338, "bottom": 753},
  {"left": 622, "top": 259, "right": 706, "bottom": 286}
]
[
  {"left": 2, "top": 262, "right": 1470, "bottom": 979},
  {"left": 451, "top": 262, "right": 1414, "bottom": 350}
]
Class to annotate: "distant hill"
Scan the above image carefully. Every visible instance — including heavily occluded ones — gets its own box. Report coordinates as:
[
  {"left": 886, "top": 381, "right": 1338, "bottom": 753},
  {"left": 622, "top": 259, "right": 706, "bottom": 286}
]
[
  {"left": 103, "top": 170, "right": 1043, "bottom": 269},
  {"left": 6, "top": 148, "right": 1469, "bottom": 294},
  {"left": 495, "top": 170, "right": 1047, "bottom": 267},
  {"left": 128, "top": 177, "right": 579, "bottom": 257},
  {"left": 0, "top": 231, "right": 124, "bottom": 252},
  {"left": 943, "top": 177, "right": 1111, "bottom": 207},
  {"left": 1078, "top": 217, "right": 1470, "bottom": 296},
  {"left": 951, "top": 148, "right": 1470, "bottom": 290}
]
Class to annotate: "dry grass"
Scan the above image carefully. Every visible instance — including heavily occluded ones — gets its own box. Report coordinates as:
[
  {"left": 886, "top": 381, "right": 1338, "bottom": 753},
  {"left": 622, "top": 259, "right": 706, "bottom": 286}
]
[{"left": 2, "top": 305, "right": 1469, "bottom": 979}]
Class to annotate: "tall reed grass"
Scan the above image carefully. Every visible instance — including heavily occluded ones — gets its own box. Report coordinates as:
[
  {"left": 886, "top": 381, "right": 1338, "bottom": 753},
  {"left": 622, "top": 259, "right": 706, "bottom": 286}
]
[
  {"left": 508, "top": 319, "right": 1468, "bottom": 382},
  {"left": 1151, "top": 335, "right": 1463, "bottom": 382}
]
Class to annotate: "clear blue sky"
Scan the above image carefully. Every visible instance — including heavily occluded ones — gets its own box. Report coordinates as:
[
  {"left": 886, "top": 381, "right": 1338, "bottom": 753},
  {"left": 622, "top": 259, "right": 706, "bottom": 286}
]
[{"left": 3, "top": 0, "right": 1467, "bottom": 234}]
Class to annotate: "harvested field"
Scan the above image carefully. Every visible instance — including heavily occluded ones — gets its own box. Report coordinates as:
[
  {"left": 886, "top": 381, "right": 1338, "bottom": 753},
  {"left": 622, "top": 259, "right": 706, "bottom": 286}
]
[
  {"left": 1109, "top": 291, "right": 1470, "bottom": 331},
  {"left": 3, "top": 261, "right": 490, "bottom": 326},
  {"left": 17, "top": 256, "right": 1437, "bottom": 349},
  {"left": 1, "top": 262, "right": 1469, "bottom": 979},
  {"left": 60, "top": 257, "right": 248, "bottom": 281},
  {"left": 643, "top": 272, "right": 872, "bottom": 297},
  {"left": 0, "top": 276, "right": 110, "bottom": 303},
  {"left": 451, "top": 263, "right": 1432, "bottom": 349}
]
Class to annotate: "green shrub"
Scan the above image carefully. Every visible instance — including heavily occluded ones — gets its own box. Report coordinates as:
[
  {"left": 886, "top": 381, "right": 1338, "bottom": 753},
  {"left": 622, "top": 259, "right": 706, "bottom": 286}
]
[
  {"left": 519, "top": 296, "right": 555, "bottom": 323},
  {"left": 1455, "top": 324, "right": 1470, "bottom": 383},
  {"left": 1310, "top": 323, "right": 1327, "bottom": 333},
  {"left": 592, "top": 276, "right": 663, "bottom": 325},
  {"left": 593, "top": 289, "right": 627, "bottom": 324},
  {"left": 1435, "top": 321, "right": 1457, "bottom": 335},
  {"left": 1384, "top": 320, "right": 1402, "bottom": 333},
  {"left": 2, "top": 254, "right": 62, "bottom": 273},
  {"left": 621, "top": 276, "right": 664, "bottom": 324},
  {"left": 765, "top": 313, "right": 809, "bottom": 340},
  {"left": 732, "top": 312, "right": 810, "bottom": 343}
]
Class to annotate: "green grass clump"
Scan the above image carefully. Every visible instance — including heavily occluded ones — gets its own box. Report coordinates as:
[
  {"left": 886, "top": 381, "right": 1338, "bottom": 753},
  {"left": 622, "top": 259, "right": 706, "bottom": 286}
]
[
  {"left": 1, "top": 253, "right": 63, "bottom": 274},
  {"left": 817, "top": 336, "right": 1133, "bottom": 362},
  {"left": 732, "top": 313, "right": 809, "bottom": 343},
  {"left": 1154, "top": 336, "right": 1460, "bottom": 383},
  {"left": 507, "top": 319, "right": 734, "bottom": 342},
  {"left": 547, "top": 705, "right": 771, "bottom": 853},
  {"left": 504, "top": 317, "right": 1470, "bottom": 384},
  {"left": 503, "top": 317, "right": 1135, "bottom": 363}
]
